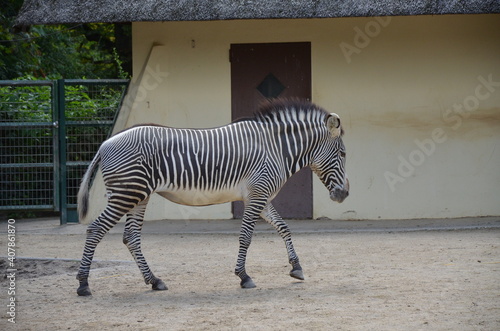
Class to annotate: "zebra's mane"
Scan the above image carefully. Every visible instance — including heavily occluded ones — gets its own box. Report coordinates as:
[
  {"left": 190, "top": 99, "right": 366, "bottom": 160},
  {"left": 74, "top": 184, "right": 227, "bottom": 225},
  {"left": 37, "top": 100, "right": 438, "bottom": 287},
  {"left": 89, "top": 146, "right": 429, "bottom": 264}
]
[
  {"left": 234, "top": 98, "right": 331, "bottom": 125},
  {"left": 258, "top": 98, "right": 328, "bottom": 120}
]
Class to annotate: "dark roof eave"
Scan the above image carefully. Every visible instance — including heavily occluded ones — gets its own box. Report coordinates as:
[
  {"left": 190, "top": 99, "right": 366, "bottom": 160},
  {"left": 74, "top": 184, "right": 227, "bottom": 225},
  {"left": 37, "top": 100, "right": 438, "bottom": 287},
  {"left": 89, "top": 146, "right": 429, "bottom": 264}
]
[{"left": 14, "top": 0, "right": 500, "bottom": 27}]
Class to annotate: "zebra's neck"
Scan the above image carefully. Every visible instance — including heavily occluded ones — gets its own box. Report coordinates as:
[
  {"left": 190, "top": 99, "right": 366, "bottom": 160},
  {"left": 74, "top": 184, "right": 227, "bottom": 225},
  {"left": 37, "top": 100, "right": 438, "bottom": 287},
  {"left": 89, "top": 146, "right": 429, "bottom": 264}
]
[{"left": 262, "top": 116, "right": 326, "bottom": 177}]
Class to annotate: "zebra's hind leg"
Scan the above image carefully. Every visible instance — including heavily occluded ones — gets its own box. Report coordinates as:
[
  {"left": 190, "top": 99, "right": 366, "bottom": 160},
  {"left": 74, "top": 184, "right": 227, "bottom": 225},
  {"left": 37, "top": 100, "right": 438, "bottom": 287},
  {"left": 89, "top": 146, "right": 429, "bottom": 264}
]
[
  {"left": 76, "top": 203, "right": 127, "bottom": 296},
  {"left": 261, "top": 203, "right": 304, "bottom": 281},
  {"left": 123, "top": 199, "right": 167, "bottom": 291}
]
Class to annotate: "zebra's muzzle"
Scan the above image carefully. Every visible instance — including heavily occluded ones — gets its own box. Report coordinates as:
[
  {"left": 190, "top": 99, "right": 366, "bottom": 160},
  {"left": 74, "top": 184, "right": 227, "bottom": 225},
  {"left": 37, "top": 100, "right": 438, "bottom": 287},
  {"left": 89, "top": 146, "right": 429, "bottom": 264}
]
[
  {"left": 330, "top": 187, "right": 349, "bottom": 203},
  {"left": 330, "top": 178, "right": 349, "bottom": 203}
]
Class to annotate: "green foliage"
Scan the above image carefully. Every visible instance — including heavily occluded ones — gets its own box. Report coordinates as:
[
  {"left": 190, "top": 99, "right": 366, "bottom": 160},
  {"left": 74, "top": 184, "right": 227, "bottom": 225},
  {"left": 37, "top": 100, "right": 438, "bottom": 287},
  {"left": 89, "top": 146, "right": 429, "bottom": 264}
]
[
  {"left": 0, "top": 78, "right": 51, "bottom": 123},
  {"left": 0, "top": 0, "right": 131, "bottom": 80},
  {"left": 0, "top": 80, "right": 122, "bottom": 125}
]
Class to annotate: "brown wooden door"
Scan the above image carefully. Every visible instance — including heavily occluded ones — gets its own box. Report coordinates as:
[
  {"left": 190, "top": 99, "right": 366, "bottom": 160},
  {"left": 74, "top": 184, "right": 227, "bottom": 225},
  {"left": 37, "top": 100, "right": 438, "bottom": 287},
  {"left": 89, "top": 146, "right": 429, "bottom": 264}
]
[{"left": 230, "top": 42, "right": 312, "bottom": 219}]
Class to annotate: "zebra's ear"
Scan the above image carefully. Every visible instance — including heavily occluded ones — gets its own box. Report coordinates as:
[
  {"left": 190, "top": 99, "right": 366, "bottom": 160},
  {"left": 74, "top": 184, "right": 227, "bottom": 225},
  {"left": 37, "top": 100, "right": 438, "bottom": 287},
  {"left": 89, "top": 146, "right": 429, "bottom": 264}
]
[{"left": 326, "top": 113, "right": 342, "bottom": 137}]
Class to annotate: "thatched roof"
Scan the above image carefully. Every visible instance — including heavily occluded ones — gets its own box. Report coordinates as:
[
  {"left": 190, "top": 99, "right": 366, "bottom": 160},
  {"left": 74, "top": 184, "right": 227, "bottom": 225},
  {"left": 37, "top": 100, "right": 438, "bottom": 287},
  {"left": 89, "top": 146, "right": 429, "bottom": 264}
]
[{"left": 15, "top": 0, "right": 500, "bottom": 26}]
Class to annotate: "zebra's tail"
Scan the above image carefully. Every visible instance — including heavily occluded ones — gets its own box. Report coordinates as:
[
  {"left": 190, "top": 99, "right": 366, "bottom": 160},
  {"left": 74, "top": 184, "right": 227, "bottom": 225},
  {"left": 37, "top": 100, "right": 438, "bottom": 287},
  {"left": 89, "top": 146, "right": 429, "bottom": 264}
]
[{"left": 77, "top": 151, "right": 101, "bottom": 222}]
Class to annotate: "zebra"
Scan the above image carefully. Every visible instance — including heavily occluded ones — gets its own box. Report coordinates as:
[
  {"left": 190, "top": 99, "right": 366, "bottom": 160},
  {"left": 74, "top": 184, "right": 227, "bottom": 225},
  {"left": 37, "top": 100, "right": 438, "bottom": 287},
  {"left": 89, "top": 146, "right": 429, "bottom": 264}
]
[{"left": 76, "top": 98, "right": 349, "bottom": 296}]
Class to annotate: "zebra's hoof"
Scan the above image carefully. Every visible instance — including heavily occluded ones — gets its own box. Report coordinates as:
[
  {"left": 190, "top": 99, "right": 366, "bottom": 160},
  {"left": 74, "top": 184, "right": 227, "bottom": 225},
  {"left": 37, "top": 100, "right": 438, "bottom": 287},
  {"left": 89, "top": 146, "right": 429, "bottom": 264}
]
[
  {"left": 152, "top": 279, "right": 168, "bottom": 291},
  {"left": 290, "top": 269, "right": 305, "bottom": 281},
  {"left": 240, "top": 277, "right": 256, "bottom": 289},
  {"left": 77, "top": 285, "right": 92, "bottom": 296}
]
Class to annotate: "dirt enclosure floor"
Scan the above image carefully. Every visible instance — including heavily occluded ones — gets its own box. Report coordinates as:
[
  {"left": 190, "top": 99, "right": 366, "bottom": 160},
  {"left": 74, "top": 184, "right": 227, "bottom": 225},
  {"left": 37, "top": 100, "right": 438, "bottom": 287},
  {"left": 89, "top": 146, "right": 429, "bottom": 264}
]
[{"left": 1, "top": 217, "right": 499, "bottom": 330}]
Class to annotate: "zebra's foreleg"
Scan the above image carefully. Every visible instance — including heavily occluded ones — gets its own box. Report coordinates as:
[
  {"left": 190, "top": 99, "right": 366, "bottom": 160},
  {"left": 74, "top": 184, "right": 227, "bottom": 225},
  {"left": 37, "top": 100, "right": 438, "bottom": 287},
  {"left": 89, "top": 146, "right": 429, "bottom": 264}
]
[
  {"left": 123, "top": 200, "right": 167, "bottom": 291},
  {"left": 261, "top": 203, "right": 304, "bottom": 281},
  {"left": 76, "top": 204, "right": 125, "bottom": 296},
  {"left": 235, "top": 198, "right": 266, "bottom": 289},
  {"left": 235, "top": 219, "right": 257, "bottom": 288}
]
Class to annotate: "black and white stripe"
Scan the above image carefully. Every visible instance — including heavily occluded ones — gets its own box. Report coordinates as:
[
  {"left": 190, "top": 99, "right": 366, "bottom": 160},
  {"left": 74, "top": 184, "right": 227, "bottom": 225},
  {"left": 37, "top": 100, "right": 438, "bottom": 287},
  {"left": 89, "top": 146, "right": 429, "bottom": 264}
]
[{"left": 76, "top": 99, "right": 348, "bottom": 295}]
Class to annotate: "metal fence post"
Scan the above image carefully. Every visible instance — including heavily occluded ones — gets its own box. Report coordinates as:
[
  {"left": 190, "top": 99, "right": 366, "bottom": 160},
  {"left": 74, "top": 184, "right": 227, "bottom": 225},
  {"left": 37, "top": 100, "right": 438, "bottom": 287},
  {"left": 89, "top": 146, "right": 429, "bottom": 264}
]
[
  {"left": 55, "top": 79, "right": 68, "bottom": 225},
  {"left": 52, "top": 81, "right": 60, "bottom": 213}
]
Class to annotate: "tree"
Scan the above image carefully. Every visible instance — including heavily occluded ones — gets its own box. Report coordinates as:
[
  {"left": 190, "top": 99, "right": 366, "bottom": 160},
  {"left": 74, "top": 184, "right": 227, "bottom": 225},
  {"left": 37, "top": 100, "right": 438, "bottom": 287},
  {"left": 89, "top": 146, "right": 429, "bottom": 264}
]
[{"left": 0, "top": 0, "right": 131, "bottom": 80}]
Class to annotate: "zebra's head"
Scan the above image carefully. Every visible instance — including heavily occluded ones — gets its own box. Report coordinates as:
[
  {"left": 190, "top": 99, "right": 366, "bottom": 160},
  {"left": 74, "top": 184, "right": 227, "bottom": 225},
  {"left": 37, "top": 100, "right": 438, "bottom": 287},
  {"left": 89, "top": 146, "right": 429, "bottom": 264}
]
[{"left": 311, "top": 113, "right": 349, "bottom": 203}]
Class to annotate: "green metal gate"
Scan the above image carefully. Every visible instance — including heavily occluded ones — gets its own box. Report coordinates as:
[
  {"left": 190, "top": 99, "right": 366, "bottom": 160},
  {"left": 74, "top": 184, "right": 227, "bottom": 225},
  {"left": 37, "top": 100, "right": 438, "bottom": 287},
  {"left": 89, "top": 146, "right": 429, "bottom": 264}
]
[
  {"left": 0, "top": 79, "right": 129, "bottom": 224},
  {"left": 0, "top": 81, "right": 55, "bottom": 211}
]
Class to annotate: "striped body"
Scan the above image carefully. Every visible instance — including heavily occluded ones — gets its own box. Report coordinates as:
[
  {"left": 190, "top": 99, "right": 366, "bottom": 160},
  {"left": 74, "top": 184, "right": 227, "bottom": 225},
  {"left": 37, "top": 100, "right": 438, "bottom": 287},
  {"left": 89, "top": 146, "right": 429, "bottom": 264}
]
[
  {"left": 102, "top": 122, "right": 268, "bottom": 206},
  {"left": 76, "top": 99, "right": 349, "bottom": 295}
]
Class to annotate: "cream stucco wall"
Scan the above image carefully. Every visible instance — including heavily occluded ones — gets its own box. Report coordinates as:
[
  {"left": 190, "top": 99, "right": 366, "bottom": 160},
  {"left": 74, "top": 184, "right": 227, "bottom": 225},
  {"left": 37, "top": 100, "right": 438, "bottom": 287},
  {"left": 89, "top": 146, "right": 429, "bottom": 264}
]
[{"left": 84, "top": 14, "right": 500, "bottom": 223}]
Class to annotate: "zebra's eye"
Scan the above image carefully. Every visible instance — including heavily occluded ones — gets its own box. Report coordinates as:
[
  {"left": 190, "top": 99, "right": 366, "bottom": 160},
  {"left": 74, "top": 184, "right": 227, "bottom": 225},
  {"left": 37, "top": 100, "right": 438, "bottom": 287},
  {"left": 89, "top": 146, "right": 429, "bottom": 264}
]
[{"left": 340, "top": 151, "right": 346, "bottom": 158}]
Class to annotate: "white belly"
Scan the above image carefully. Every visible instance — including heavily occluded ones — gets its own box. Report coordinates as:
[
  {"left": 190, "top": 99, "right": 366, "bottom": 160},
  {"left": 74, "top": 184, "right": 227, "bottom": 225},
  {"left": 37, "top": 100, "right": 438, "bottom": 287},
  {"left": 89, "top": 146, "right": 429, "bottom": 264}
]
[{"left": 156, "top": 186, "right": 245, "bottom": 206}]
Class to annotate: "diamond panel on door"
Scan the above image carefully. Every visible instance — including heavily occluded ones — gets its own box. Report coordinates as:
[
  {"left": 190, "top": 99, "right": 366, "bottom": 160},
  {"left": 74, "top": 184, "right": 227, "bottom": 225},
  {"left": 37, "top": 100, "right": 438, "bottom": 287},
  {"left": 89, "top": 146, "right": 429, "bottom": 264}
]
[{"left": 256, "top": 73, "right": 286, "bottom": 98}]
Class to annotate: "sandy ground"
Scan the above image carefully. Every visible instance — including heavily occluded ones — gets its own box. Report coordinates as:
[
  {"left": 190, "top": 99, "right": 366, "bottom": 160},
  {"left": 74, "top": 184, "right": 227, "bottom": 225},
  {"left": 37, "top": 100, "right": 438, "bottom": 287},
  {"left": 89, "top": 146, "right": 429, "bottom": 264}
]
[{"left": 1, "top": 217, "right": 499, "bottom": 330}]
